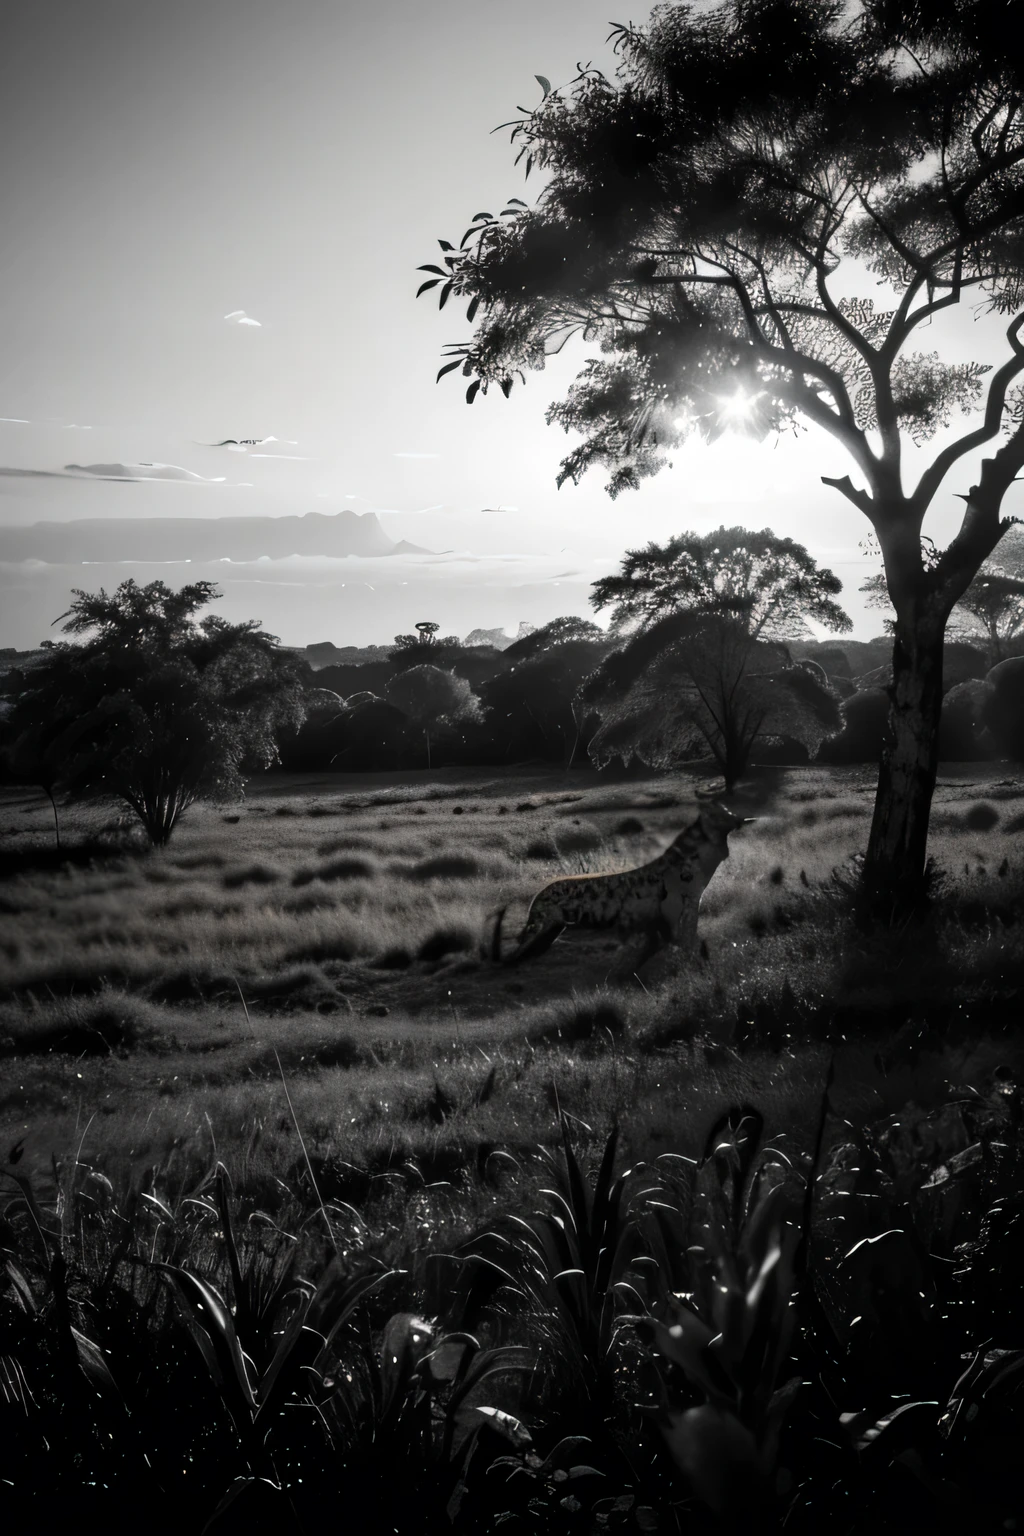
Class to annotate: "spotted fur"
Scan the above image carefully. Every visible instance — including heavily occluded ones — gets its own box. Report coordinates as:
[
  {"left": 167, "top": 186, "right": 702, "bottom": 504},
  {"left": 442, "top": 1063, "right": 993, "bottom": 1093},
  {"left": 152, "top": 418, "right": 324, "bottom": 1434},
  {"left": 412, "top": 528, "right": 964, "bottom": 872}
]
[{"left": 501, "top": 803, "right": 751, "bottom": 965}]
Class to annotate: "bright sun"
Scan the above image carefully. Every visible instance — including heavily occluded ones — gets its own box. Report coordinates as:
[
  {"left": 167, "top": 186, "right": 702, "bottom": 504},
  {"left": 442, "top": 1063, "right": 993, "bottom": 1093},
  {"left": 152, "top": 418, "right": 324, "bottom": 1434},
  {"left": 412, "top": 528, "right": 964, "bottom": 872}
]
[{"left": 718, "top": 388, "right": 755, "bottom": 424}]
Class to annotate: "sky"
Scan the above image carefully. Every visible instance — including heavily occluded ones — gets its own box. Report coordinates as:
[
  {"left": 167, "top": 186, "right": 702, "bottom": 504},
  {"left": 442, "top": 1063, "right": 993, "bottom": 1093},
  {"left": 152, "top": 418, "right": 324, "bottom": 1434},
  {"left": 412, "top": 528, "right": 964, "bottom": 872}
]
[{"left": 1, "top": 0, "right": 1022, "bottom": 650}]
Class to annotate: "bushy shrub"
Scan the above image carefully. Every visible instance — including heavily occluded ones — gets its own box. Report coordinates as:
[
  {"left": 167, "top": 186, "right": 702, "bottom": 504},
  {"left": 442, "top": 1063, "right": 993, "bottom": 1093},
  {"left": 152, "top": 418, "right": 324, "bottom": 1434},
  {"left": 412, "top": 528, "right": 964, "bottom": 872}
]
[
  {"left": 940, "top": 680, "right": 995, "bottom": 761},
  {"left": 983, "top": 656, "right": 1024, "bottom": 761},
  {"left": 820, "top": 687, "right": 892, "bottom": 764}
]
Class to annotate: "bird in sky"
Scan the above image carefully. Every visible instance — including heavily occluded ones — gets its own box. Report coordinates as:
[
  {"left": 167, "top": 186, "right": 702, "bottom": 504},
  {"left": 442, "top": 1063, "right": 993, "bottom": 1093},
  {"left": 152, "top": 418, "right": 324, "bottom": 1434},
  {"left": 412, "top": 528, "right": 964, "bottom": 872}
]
[
  {"left": 199, "top": 436, "right": 297, "bottom": 450},
  {"left": 224, "top": 310, "right": 262, "bottom": 327}
]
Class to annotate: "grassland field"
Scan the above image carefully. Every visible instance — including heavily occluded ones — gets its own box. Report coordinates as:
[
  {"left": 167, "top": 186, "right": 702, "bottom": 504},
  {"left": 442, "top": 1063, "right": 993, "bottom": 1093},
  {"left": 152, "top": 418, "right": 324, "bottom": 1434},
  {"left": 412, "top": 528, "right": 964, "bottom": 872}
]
[{"left": 2, "top": 760, "right": 1023, "bottom": 1268}]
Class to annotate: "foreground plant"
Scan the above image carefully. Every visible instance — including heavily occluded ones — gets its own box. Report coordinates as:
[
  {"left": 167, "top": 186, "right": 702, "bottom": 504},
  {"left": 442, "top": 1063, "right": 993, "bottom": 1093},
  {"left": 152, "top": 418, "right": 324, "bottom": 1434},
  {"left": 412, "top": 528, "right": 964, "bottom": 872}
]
[{"left": 639, "top": 1106, "right": 804, "bottom": 1531}]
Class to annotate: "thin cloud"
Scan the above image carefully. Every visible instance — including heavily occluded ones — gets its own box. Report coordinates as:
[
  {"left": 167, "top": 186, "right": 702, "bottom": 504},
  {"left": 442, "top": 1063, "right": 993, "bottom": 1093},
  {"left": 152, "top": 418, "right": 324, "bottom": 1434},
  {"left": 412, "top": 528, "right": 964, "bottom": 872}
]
[
  {"left": 0, "top": 465, "right": 70, "bottom": 478},
  {"left": 1, "top": 416, "right": 94, "bottom": 428},
  {"left": 65, "top": 462, "right": 227, "bottom": 483},
  {"left": 224, "top": 310, "right": 262, "bottom": 327}
]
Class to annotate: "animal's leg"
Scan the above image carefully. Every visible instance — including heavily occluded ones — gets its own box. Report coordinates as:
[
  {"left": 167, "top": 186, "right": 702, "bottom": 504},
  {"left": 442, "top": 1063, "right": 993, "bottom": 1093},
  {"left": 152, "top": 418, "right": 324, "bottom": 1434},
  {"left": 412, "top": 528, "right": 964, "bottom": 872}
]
[
  {"left": 611, "top": 921, "right": 670, "bottom": 983},
  {"left": 506, "top": 921, "right": 566, "bottom": 965},
  {"left": 633, "top": 926, "right": 669, "bottom": 970},
  {"left": 487, "top": 906, "right": 507, "bottom": 962}
]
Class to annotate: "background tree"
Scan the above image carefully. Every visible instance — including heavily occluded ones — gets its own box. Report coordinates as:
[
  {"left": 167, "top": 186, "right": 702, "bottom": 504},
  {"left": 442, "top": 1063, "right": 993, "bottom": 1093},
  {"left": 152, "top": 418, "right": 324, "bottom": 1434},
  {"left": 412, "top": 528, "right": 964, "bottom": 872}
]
[
  {"left": 590, "top": 527, "right": 852, "bottom": 639},
  {"left": 4, "top": 580, "right": 307, "bottom": 845},
  {"left": 390, "top": 625, "right": 462, "bottom": 669},
  {"left": 422, "top": 0, "right": 1024, "bottom": 904},
  {"left": 481, "top": 619, "right": 612, "bottom": 766},
  {"left": 501, "top": 614, "right": 608, "bottom": 660},
  {"left": 863, "top": 554, "right": 1024, "bottom": 668},
  {"left": 949, "top": 572, "right": 1024, "bottom": 665},
  {"left": 384, "top": 665, "right": 484, "bottom": 768},
  {"left": 581, "top": 610, "right": 841, "bottom": 789},
  {"left": 2, "top": 717, "right": 67, "bottom": 846}
]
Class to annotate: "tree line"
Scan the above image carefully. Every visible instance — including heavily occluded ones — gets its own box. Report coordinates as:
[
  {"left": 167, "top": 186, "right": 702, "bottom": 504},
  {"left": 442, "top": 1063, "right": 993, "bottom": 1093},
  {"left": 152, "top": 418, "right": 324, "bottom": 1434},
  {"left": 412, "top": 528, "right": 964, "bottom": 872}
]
[{"left": 4, "top": 517, "right": 1024, "bottom": 851}]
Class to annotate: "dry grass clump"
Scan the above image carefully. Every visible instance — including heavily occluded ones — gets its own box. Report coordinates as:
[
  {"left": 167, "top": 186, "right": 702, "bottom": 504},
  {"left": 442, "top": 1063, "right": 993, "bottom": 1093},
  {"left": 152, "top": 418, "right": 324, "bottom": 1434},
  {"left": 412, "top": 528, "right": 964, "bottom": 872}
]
[
  {"left": 416, "top": 925, "right": 478, "bottom": 964},
  {"left": 408, "top": 853, "right": 482, "bottom": 881},
  {"left": 316, "top": 834, "right": 381, "bottom": 855},
  {"left": 243, "top": 963, "right": 349, "bottom": 1011},
  {"left": 371, "top": 944, "right": 415, "bottom": 969},
  {"left": 222, "top": 862, "right": 284, "bottom": 889},
  {"left": 964, "top": 801, "right": 1001, "bottom": 831},
  {"left": 555, "top": 822, "right": 604, "bottom": 854},
  {"left": 172, "top": 851, "right": 228, "bottom": 870},
  {"left": 280, "top": 890, "right": 341, "bottom": 914},
  {"left": 0, "top": 985, "right": 171, "bottom": 1057},
  {"left": 524, "top": 835, "right": 560, "bottom": 860},
  {"left": 292, "top": 855, "right": 379, "bottom": 885}
]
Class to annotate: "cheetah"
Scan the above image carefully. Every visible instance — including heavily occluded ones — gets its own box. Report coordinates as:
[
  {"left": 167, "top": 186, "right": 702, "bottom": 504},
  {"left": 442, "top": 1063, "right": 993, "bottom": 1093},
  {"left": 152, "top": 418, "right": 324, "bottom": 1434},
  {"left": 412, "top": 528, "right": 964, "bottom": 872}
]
[{"left": 495, "top": 802, "right": 753, "bottom": 966}]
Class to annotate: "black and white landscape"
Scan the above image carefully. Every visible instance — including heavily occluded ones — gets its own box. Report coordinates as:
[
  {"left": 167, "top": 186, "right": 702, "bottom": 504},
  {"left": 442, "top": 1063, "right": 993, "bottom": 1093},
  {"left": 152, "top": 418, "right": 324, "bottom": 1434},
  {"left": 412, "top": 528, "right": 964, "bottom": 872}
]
[{"left": 2, "top": 3, "right": 1024, "bottom": 1531}]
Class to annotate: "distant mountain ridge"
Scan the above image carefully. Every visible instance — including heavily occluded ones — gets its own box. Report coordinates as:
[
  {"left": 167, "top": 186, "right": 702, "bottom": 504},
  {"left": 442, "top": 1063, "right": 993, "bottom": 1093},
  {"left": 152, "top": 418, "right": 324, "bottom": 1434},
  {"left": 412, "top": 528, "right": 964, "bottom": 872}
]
[{"left": 0, "top": 510, "right": 435, "bottom": 564}]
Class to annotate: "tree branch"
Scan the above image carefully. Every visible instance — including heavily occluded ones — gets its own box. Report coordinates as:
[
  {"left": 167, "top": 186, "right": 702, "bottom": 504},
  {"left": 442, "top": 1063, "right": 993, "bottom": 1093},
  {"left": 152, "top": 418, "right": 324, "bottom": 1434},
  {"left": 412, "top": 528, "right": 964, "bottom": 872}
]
[
  {"left": 821, "top": 474, "right": 874, "bottom": 515},
  {"left": 911, "top": 311, "right": 1024, "bottom": 514}
]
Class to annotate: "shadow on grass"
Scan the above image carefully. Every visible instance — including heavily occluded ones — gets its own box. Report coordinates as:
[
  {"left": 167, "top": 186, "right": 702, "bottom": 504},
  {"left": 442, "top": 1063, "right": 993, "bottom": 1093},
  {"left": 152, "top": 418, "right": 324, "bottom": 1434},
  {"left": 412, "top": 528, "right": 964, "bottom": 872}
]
[{"left": 0, "top": 837, "right": 146, "bottom": 878}]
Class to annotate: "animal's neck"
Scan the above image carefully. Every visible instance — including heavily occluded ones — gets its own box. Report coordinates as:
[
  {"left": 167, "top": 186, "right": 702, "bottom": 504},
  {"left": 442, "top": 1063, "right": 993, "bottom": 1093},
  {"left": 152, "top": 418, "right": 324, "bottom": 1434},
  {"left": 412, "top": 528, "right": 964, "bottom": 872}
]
[
  {"left": 663, "top": 823, "right": 704, "bottom": 868},
  {"left": 665, "top": 819, "right": 726, "bottom": 880}
]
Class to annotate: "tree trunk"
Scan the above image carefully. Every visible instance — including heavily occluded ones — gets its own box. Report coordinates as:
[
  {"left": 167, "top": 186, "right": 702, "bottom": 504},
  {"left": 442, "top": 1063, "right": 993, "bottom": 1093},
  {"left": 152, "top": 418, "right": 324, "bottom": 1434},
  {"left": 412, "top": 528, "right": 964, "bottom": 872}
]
[{"left": 863, "top": 615, "right": 945, "bottom": 907}]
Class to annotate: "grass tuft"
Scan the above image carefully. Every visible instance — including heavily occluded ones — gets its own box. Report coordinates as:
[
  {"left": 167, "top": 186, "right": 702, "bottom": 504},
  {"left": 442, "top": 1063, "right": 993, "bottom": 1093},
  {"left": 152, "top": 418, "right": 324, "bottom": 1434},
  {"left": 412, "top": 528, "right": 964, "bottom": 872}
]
[
  {"left": 222, "top": 863, "right": 284, "bottom": 889},
  {"left": 417, "top": 926, "right": 478, "bottom": 964},
  {"left": 408, "top": 853, "right": 481, "bottom": 881}
]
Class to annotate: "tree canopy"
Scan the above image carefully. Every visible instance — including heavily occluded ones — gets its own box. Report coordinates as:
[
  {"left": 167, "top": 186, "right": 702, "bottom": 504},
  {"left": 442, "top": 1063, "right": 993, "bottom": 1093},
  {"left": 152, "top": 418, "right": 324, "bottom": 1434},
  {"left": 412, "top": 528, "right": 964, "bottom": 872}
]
[
  {"left": 590, "top": 525, "right": 852, "bottom": 638},
  {"left": 425, "top": 0, "right": 1024, "bottom": 526},
  {"left": 581, "top": 609, "right": 841, "bottom": 788},
  {"left": 384, "top": 664, "right": 484, "bottom": 767},
  {"left": 502, "top": 613, "right": 608, "bottom": 660},
  {"left": 4, "top": 580, "right": 307, "bottom": 844}
]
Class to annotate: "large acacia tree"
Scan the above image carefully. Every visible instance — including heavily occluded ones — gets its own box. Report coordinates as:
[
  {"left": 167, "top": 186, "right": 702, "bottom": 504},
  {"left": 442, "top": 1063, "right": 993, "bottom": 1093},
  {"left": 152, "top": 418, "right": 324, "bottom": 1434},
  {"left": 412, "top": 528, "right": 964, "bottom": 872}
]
[{"left": 419, "top": 0, "right": 1024, "bottom": 900}]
